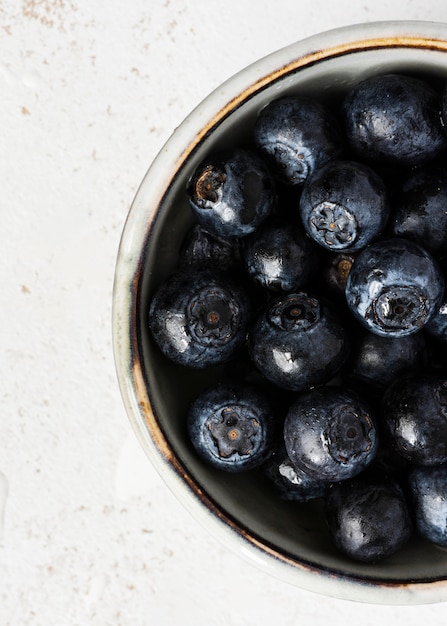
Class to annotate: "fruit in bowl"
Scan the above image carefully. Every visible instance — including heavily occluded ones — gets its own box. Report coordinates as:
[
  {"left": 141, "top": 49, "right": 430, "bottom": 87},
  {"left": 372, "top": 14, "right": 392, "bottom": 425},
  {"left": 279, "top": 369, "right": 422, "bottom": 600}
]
[{"left": 113, "top": 21, "right": 447, "bottom": 604}]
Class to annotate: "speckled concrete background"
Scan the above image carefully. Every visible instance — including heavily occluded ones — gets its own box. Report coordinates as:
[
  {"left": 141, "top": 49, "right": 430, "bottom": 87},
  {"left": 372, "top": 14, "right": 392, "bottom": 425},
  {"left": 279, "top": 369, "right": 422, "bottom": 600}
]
[{"left": 2, "top": 2, "right": 447, "bottom": 624}]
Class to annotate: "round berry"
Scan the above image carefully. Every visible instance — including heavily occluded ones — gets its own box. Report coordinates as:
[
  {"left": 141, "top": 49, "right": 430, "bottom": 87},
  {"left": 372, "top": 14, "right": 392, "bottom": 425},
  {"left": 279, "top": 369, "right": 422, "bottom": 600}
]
[
  {"left": 382, "top": 374, "right": 447, "bottom": 466},
  {"left": 409, "top": 463, "right": 447, "bottom": 546},
  {"left": 187, "top": 148, "right": 276, "bottom": 238},
  {"left": 325, "top": 477, "right": 413, "bottom": 562},
  {"left": 388, "top": 165, "right": 447, "bottom": 258},
  {"left": 187, "top": 383, "right": 277, "bottom": 472},
  {"left": 345, "top": 238, "right": 444, "bottom": 337},
  {"left": 344, "top": 329, "right": 427, "bottom": 390},
  {"left": 284, "top": 386, "right": 378, "bottom": 482},
  {"left": 242, "top": 217, "right": 317, "bottom": 292},
  {"left": 248, "top": 292, "right": 349, "bottom": 392},
  {"left": 253, "top": 96, "right": 343, "bottom": 185},
  {"left": 148, "top": 269, "right": 250, "bottom": 369},
  {"left": 343, "top": 73, "right": 447, "bottom": 166},
  {"left": 299, "top": 160, "right": 389, "bottom": 252}
]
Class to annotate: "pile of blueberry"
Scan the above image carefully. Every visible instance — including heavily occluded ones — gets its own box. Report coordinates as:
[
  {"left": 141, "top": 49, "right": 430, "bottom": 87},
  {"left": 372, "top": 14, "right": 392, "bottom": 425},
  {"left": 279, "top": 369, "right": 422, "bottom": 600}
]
[{"left": 148, "top": 72, "right": 447, "bottom": 563}]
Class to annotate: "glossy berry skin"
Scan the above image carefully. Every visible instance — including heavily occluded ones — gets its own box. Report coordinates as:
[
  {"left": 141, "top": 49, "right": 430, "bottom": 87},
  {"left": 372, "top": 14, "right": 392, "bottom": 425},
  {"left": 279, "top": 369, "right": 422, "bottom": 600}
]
[
  {"left": 187, "top": 148, "right": 276, "bottom": 239},
  {"left": 284, "top": 386, "right": 378, "bottom": 482},
  {"left": 344, "top": 329, "right": 427, "bottom": 390},
  {"left": 320, "top": 251, "right": 357, "bottom": 301},
  {"left": 382, "top": 374, "right": 447, "bottom": 466},
  {"left": 409, "top": 463, "right": 447, "bottom": 546},
  {"left": 148, "top": 269, "right": 250, "bottom": 369},
  {"left": 248, "top": 292, "right": 349, "bottom": 392},
  {"left": 263, "top": 443, "right": 327, "bottom": 502},
  {"left": 388, "top": 165, "right": 447, "bottom": 258},
  {"left": 178, "top": 223, "right": 239, "bottom": 271},
  {"left": 253, "top": 96, "right": 343, "bottom": 186},
  {"left": 187, "top": 383, "right": 277, "bottom": 472},
  {"left": 425, "top": 299, "right": 447, "bottom": 343},
  {"left": 345, "top": 238, "right": 444, "bottom": 337},
  {"left": 242, "top": 218, "right": 317, "bottom": 292},
  {"left": 325, "top": 477, "right": 413, "bottom": 562},
  {"left": 343, "top": 73, "right": 447, "bottom": 166},
  {"left": 299, "top": 160, "right": 389, "bottom": 252}
]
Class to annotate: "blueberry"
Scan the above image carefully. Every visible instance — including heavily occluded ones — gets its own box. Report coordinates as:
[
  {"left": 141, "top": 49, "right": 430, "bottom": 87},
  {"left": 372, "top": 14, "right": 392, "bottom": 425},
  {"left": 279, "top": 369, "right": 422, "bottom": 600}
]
[
  {"left": 284, "top": 386, "right": 378, "bottom": 482},
  {"left": 178, "top": 223, "right": 239, "bottom": 270},
  {"left": 344, "top": 329, "right": 427, "bottom": 390},
  {"left": 408, "top": 463, "right": 447, "bottom": 546},
  {"left": 343, "top": 73, "right": 447, "bottom": 166},
  {"left": 319, "top": 251, "right": 357, "bottom": 301},
  {"left": 325, "top": 476, "right": 413, "bottom": 562},
  {"left": 248, "top": 292, "right": 349, "bottom": 392},
  {"left": 187, "top": 148, "right": 276, "bottom": 238},
  {"left": 253, "top": 96, "right": 343, "bottom": 185},
  {"left": 388, "top": 165, "right": 447, "bottom": 258},
  {"left": 187, "top": 383, "right": 277, "bottom": 472},
  {"left": 242, "top": 217, "right": 318, "bottom": 292},
  {"left": 345, "top": 238, "right": 444, "bottom": 337},
  {"left": 425, "top": 298, "right": 447, "bottom": 343},
  {"left": 148, "top": 269, "right": 250, "bottom": 369},
  {"left": 263, "top": 443, "right": 327, "bottom": 502},
  {"left": 299, "top": 160, "right": 389, "bottom": 252},
  {"left": 382, "top": 374, "right": 447, "bottom": 466}
]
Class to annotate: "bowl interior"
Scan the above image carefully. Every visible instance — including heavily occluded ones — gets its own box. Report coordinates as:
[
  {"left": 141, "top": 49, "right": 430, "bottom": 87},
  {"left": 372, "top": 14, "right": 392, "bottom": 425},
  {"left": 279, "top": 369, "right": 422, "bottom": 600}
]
[{"left": 128, "top": 36, "right": 447, "bottom": 598}]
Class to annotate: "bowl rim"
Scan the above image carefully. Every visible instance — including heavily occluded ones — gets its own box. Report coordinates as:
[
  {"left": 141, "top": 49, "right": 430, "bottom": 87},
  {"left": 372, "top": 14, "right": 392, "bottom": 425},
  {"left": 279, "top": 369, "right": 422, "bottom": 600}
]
[{"left": 113, "top": 20, "right": 447, "bottom": 605}]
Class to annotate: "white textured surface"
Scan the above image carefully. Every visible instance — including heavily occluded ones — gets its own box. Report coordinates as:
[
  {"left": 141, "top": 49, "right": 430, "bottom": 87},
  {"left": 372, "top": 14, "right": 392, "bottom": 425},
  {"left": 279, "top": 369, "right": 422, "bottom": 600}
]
[{"left": 3, "top": 2, "right": 447, "bottom": 624}]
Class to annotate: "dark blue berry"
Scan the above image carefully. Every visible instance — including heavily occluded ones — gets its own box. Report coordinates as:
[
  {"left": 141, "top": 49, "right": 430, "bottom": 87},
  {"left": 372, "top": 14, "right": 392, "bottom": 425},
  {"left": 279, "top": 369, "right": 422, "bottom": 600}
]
[
  {"left": 425, "top": 299, "right": 447, "bottom": 343},
  {"left": 187, "top": 148, "right": 276, "bottom": 238},
  {"left": 343, "top": 73, "right": 447, "bottom": 166},
  {"left": 344, "top": 329, "right": 427, "bottom": 390},
  {"left": 345, "top": 238, "right": 444, "bottom": 337},
  {"left": 263, "top": 443, "right": 327, "bottom": 502},
  {"left": 253, "top": 96, "right": 343, "bottom": 185},
  {"left": 284, "top": 386, "right": 378, "bottom": 482},
  {"left": 409, "top": 463, "right": 447, "bottom": 546},
  {"left": 388, "top": 165, "right": 447, "bottom": 258},
  {"left": 299, "top": 160, "right": 389, "bottom": 252},
  {"left": 248, "top": 292, "right": 349, "bottom": 392},
  {"left": 319, "top": 251, "right": 357, "bottom": 301},
  {"left": 178, "top": 223, "right": 239, "bottom": 270},
  {"left": 382, "top": 374, "right": 447, "bottom": 466},
  {"left": 242, "top": 217, "right": 317, "bottom": 292},
  {"left": 325, "top": 476, "right": 413, "bottom": 562},
  {"left": 148, "top": 269, "right": 250, "bottom": 369},
  {"left": 187, "top": 383, "right": 277, "bottom": 472}
]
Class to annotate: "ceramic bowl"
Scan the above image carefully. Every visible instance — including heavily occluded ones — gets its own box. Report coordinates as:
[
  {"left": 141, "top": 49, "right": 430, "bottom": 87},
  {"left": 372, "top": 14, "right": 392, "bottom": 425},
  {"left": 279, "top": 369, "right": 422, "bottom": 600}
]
[{"left": 113, "top": 21, "right": 447, "bottom": 604}]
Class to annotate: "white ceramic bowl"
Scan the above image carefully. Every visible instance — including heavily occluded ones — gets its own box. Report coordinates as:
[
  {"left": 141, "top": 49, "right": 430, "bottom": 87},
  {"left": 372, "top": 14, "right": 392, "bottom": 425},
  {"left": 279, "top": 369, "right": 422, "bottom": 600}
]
[{"left": 113, "top": 21, "right": 447, "bottom": 604}]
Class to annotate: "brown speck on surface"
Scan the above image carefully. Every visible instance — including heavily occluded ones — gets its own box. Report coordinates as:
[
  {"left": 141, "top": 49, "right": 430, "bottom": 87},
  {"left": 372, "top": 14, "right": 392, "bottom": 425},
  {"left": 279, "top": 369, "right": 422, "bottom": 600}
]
[
  {"left": 21, "top": 284, "right": 31, "bottom": 294},
  {"left": 21, "top": 106, "right": 31, "bottom": 116},
  {"left": 22, "top": 0, "right": 78, "bottom": 31}
]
